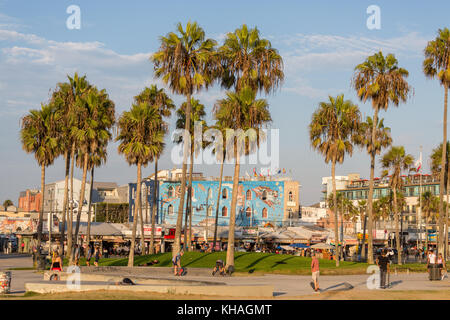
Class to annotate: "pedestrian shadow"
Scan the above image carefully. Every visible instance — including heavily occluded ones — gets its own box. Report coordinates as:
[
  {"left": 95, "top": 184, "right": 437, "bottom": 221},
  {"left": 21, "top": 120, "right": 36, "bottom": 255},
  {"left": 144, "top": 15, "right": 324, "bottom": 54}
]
[
  {"left": 270, "top": 256, "right": 294, "bottom": 269},
  {"left": 321, "top": 282, "right": 354, "bottom": 293},
  {"left": 388, "top": 280, "right": 402, "bottom": 288}
]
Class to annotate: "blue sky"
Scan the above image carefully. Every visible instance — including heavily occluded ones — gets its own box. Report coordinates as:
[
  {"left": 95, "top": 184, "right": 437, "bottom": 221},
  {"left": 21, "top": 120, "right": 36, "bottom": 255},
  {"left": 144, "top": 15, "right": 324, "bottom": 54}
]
[{"left": 1, "top": 0, "right": 449, "bottom": 206}]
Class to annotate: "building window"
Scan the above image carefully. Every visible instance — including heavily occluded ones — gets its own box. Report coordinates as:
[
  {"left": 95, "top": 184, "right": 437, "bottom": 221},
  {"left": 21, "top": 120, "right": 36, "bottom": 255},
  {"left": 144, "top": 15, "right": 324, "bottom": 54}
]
[
  {"left": 262, "top": 208, "right": 268, "bottom": 219},
  {"left": 288, "top": 208, "right": 293, "bottom": 219},
  {"left": 288, "top": 191, "right": 293, "bottom": 202},
  {"left": 222, "top": 188, "right": 228, "bottom": 199},
  {"left": 262, "top": 190, "right": 268, "bottom": 201},
  {"left": 246, "top": 207, "right": 252, "bottom": 217},
  {"left": 222, "top": 206, "right": 228, "bottom": 217},
  {"left": 207, "top": 205, "right": 213, "bottom": 217},
  {"left": 168, "top": 204, "right": 174, "bottom": 215},
  {"left": 246, "top": 189, "right": 252, "bottom": 200},
  {"left": 208, "top": 188, "right": 213, "bottom": 199},
  {"left": 168, "top": 186, "right": 175, "bottom": 198}
]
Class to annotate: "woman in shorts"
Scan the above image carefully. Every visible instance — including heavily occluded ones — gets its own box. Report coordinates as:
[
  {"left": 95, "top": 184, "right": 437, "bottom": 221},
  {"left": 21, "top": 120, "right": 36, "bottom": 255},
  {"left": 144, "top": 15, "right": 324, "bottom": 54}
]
[{"left": 50, "top": 251, "right": 62, "bottom": 271}]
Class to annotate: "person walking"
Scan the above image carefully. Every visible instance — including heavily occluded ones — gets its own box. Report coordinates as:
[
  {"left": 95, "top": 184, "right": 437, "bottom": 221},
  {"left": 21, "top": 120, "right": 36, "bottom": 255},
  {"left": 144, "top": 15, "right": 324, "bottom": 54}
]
[
  {"left": 86, "top": 244, "right": 93, "bottom": 266},
  {"left": 427, "top": 249, "right": 436, "bottom": 278},
  {"left": 437, "top": 253, "right": 447, "bottom": 280},
  {"left": 311, "top": 252, "right": 320, "bottom": 292},
  {"left": 94, "top": 246, "right": 101, "bottom": 267},
  {"left": 172, "top": 250, "right": 184, "bottom": 276},
  {"left": 50, "top": 250, "right": 62, "bottom": 271},
  {"left": 376, "top": 249, "right": 390, "bottom": 289}
]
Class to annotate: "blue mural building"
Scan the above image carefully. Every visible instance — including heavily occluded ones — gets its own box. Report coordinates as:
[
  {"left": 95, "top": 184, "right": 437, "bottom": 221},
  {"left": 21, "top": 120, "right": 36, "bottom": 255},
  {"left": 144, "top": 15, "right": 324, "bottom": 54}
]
[{"left": 128, "top": 172, "right": 300, "bottom": 228}]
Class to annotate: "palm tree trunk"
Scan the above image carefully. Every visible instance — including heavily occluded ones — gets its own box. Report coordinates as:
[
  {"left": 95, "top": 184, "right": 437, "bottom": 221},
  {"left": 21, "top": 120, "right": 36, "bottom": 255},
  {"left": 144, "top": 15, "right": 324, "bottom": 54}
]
[
  {"left": 173, "top": 93, "right": 192, "bottom": 257},
  {"left": 149, "top": 158, "right": 158, "bottom": 254},
  {"left": 59, "top": 150, "right": 70, "bottom": 257},
  {"left": 86, "top": 167, "right": 94, "bottom": 250},
  {"left": 331, "top": 160, "right": 339, "bottom": 267},
  {"left": 367, "top": 106, "right": 379, "bottom": 264},
  {"left": 393, "top": 189, "right": 402, "bottom": 265},
  {"left": 446, "top": 157, "right": 450, "bottom": 260},
  {"left": 226, "top": 149, "right": 240, "bottom": 269},
  {"left": 67, "top": 142, "right": 75, "bottom": 261},
  {"left": 75, "top": 152, "right": 89, "bottom": 242},
  {"left": 37, "top": 164, "right": 46, "bottom": 252},
  {"left": 425, "top": 212, "right": 429, "bottom": 250},
  {"left": 128, "top": 162, "right": 142, "bottom": 267},
  {"left": 139, "top": 188, "right": 146, "bottom": 255},
  {"left": 185, "top": 151, "right": 194, "bottom": 251},
  {"left": 213, "top": 160, "right": 225, "bottom": 251},
  {"left": 439, "top": 87, "right": 448, "bottom": 257}
]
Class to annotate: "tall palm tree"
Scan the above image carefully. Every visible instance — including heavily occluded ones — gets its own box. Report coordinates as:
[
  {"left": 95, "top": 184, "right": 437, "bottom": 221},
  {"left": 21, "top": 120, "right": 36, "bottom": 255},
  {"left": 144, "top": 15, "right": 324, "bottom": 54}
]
[
  {"left": 420, "top": 191, "right": 438, "bottom": 250},
  {"left": 357, "top": 200, "right": 368, "bottom": 259},
  {"left": 219, "top": 24, "right": 284, "bottom": 93},
  {"left": 175, "top": 98, "right": 207, "bottom": 251},
  {"left": 381, "top": 146, "right": 414, "bottom": 265},
  {"left": 72, "top": 87, "right": 115, "bottom": 248},
  {"left": 424, "top": 28, "right": 450, "bottom": 257},
  {"left": 20, "top": 103, "right": 61, "bottom": 252},
  {"left": 134, "top": 85, "right": 175, "bottom": 254},
  {"left": 353, "top": 51, "right": 411, "bottom": 264},
  {"left": 430, "top": 141, "right": 450, "bottom": 257},
  {"left": 214, "top": 86, "right": 271, "bottom": 269},
  {"left": 117, "top": 103, "right": 164, "bottom": 267},
  {"left": 152, "top": 21, "right": 218, "bottom": 257},
  {"left": 65, "top": 73, "right": 91, "bottom": 260},
  {"left": 211, "top": 120, "right": 229, "bottom": 251},
  {"left": 309, "top": 94, "right": 361, "bottom": 266}
]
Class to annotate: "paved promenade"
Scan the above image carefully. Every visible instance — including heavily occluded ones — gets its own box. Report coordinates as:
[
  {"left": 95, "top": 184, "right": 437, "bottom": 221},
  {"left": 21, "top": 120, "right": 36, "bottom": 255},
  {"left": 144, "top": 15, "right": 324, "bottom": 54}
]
[{"left": 1, "top": 254, "right": 449, "bottom": 298}]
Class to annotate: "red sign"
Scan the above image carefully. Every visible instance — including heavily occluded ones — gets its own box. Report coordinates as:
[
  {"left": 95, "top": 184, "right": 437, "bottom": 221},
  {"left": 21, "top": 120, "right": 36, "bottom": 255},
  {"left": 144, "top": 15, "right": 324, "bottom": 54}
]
[{"left": 164, "top": 228, "right": 175, "bottom": 240}]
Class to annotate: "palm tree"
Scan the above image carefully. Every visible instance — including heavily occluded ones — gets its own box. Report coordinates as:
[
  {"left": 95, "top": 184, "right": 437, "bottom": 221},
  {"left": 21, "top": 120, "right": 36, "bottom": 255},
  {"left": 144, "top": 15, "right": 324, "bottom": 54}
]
[
  {"left": 424, "top": 28, "right": 450, "bottom": 257},
  {"left": 152, "top": 21, "right": 218, "bottom": 257},
  {"left": 353, "top": 51, "right": 411, "bottom": 264},
  {"left": 357, "top": 200, "right": 368, "bottom": 259},
  {"left": 420, "top": 191, "right": 438, "bottom": 250},
  {"left": 211, "top": 120, "right": 229, "bottom": 251},
  {"left": 214, "top": 86, "right": 271, "bottom": 269},
  {"left": 20, "top": 103, "right": 61, "bottom": 252},
  {"left": 381, "top": 146, "right": 414, "bottom": 265},
  {"left": 219, "top": 24, "right": 284, "bottom": 93},
  {"left": 117, "top": 103, "right": 164, "bottom": 267},
  {"left": 175, "top": 98, "right": 207, "bottom": 251},
  {"left": 72, "top": 87, "right": 115, "bottom": 249},
  {"left": 309, "top": 94, "right": 361, "bottom": 266},
  {"left": 134, "top": 85, "right": 175, "bottom": 255},
  {"left": 430, "top": 141, "right": 450, "bottom": 257},
  {"left": 2, "top": 200, "right": 13, "bottom": 208}
]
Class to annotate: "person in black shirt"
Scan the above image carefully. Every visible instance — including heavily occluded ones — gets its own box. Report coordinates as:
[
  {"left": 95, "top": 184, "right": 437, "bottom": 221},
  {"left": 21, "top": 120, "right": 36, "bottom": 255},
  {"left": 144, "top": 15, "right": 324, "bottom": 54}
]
[{"left": 376, "top": 249, "right": 390, "bottom": 289}]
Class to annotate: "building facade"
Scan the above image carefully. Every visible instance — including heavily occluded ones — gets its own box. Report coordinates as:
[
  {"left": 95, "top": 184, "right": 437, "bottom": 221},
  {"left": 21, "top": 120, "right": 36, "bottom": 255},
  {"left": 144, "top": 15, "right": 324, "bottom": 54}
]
[
  {"left": 320, "top": 173, "right": 443, "bottom": 233},
  {"left": 18, "top": 189, "right": 41, "bottom": 212},
  {"left": 128, "top": 170, "right": 300, "bottom": 228}
]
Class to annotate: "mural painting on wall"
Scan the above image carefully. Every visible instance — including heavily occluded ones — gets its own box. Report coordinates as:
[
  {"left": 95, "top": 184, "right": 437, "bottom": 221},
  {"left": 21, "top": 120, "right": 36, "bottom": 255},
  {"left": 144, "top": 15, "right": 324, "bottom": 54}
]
[
  {"left": 0, "top": 218, "right": 35, "bottom": 234},
  {"left": 251, "top": 185, "right": 281, "bottom": 208}
]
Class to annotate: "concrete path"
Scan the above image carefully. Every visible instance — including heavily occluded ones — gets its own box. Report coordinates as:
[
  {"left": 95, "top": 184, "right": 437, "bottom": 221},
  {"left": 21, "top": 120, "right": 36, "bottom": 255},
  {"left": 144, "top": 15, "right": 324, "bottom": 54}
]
[{"left": 2, "top": 254, "right": 450, "bottom": 297}]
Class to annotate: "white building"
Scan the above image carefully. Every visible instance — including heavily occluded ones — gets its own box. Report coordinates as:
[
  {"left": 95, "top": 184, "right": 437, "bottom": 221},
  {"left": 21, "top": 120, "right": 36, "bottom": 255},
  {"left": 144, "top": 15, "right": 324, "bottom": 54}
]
[
  {"left": 300, "top": 206, "right": 328, "bottom": 224},
  {"left": 43, "top": 178, "right": 91, "bottom": 222}
]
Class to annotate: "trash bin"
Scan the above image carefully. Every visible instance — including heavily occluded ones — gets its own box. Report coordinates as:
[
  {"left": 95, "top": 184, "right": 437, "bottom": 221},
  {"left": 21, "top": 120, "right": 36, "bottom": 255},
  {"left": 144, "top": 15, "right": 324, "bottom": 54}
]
[
  {"left": 429, "top": 264, "right": 441, "bottom": 281},
  {"left": 37, "top": 254, "right": 48, "bottom": 271},
  {"left": 0, "top": 271, "right": 11, "bottom": 294}
]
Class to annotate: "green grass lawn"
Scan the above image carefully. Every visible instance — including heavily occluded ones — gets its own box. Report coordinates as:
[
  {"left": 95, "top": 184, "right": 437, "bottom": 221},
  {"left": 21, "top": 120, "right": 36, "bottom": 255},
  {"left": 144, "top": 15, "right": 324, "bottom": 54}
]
[{"left": 63, "top": 252, "right": 429, "bottom": 275}]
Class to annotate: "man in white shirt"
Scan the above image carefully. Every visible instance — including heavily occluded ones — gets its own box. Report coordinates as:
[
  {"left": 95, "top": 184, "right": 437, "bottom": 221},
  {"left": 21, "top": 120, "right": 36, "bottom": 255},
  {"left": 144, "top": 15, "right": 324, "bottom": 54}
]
[{"left": 427, "top": 250, "right": 436, "bottom": 278}]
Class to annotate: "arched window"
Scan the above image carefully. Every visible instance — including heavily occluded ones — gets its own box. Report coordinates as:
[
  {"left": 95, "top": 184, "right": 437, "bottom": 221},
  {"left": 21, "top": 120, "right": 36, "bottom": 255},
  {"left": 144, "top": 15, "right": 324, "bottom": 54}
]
[
  {"left": 207, "top": 205, "right": 213, "bottom": 217},
  {"left": 222, "top": 188, "right": 228, "bottom": 199},
  {"left": 288, "top": 191, "right": 293, "bottom": 202},
  {"left": 246, "top": 189, "right": 252, "bottom": 200},
  {"left": 208, "top": 188, "right": 213, "bottom": 199},
  {"left": 168, "top": 204, "right": 174, "bottom": 215},
  {"left": 288, "top": 208, "right": 293, "bottom": 219},
  {"left": 222, "top": 206, "right": 228, "bottom": 217},
  {"left": 262, "top": 190, "right": 268, "bottom": 201},
  {"left": 262, "top": 208, "right": 268, "bottom": 219},
  {"left": 168, "top": 186, "right": 175, "bottom": 198},
  {"left": 246, "top": 207, "right": 252, "bottom": 218}
]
